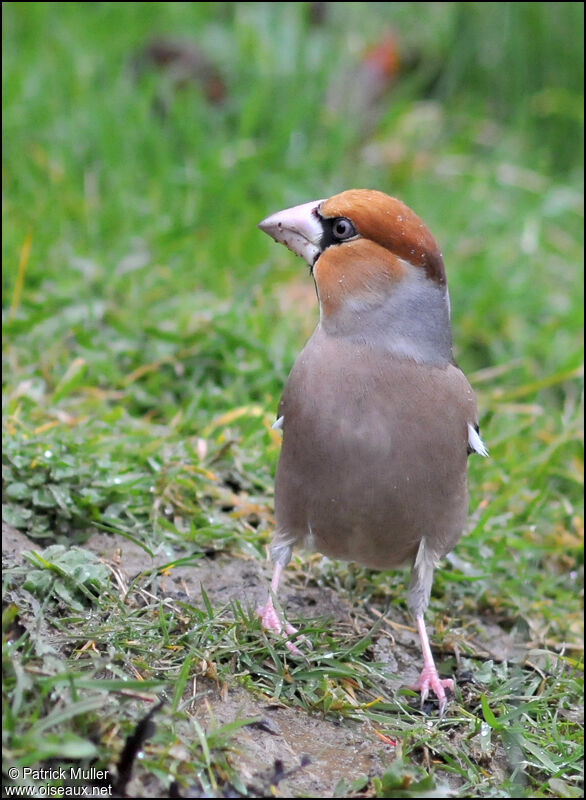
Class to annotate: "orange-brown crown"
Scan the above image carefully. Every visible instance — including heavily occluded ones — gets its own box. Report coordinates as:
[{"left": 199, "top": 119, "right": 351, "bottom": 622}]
[{"left": 319, "top": 189, "right": 445, "bottom": 286}]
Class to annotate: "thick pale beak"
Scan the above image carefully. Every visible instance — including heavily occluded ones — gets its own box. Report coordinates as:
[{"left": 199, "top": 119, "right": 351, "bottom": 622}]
[{"left": 258, "top": 199, "right": 326, "bottom": 266}]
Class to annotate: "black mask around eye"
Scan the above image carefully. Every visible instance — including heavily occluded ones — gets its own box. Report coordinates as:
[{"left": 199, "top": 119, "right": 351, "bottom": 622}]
[{"left": 320, "top": 216, "right": 358, "bottom": 250}]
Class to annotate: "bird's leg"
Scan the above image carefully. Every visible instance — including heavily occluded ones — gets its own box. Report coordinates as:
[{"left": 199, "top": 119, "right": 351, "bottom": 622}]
[
  {"left": 257, "top": 562, "right": 301, "bottom": 654},
  {"left": 412, "top": 614, "right": 454, "bottom": 714},
  {"left": 408, "top": 540, "right": 453, "bottom": 713}
]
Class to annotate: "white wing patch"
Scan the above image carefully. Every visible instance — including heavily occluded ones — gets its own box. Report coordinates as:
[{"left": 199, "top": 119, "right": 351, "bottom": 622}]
[
  {"left": 468, "top": 423, "right": 489, "bottom": 457},
  {"left": 272, "top": 415, "right": 284, "bottom": 430}
]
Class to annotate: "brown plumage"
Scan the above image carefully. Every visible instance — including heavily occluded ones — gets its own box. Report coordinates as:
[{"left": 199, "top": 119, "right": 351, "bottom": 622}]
[
  {"left": 320, "top": 190, "right": 446, "bottom": 283},
  {"left": 257, "top": 189, "right": 488, "bottom": 712}
]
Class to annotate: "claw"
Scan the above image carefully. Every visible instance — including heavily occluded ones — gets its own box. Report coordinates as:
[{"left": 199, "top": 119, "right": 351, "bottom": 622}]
[
  {"left": 257, "top": 595, "right": 302, "bottom": 655},
  {"left": 412, "top": 665, "right": 454, "bottom": 714}
]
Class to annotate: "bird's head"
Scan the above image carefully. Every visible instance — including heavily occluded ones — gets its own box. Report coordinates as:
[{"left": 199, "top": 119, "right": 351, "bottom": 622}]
[{"left": 258, "top": 189, "right": 452, "bottom": 363}]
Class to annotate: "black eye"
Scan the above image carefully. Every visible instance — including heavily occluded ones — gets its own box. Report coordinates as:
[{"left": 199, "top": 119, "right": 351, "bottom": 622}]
[{"left": 332, "top": 218, "right": 356, "bottom": 240}]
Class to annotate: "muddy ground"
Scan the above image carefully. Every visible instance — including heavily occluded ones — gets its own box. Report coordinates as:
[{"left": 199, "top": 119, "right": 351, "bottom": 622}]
[{"left": 3, "top": 524, "right": 525, "bottom": 797}]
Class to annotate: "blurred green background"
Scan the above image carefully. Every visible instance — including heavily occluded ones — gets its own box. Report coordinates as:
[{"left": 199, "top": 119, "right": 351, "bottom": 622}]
[
  {"left": 2, "top": 3, "right": 584, "bottom": 796},
  {"left": 2, "top": 0, "right": 583, "bottom": 538}
]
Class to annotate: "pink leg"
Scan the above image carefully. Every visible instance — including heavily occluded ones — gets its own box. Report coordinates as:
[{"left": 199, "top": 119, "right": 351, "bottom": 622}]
[
  {"left": 257, "top": 563, "right": 301, "bottom": 655},
  {"left": 412, "top": 615, "right": 454, "bottom": 714}
]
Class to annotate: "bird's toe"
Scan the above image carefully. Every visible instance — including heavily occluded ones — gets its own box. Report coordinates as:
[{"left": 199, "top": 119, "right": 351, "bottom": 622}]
[
  {"left": 257, "top": 599, "right": 303, "bottom": 655},
  {"left": 412, "top": 666, "right": 454, "bottom": 714}
]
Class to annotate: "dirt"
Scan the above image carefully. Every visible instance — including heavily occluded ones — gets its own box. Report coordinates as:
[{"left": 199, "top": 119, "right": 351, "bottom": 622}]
[
  {"left": 190, "top": 686, "right": 389, "bottom": 797},
  {"left": 2, "top": 523, "right": 527, "bottom": 797}
]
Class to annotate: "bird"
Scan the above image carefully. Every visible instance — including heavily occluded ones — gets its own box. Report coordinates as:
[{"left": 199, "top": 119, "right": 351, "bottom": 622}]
[{"left": 256, "top": 189, "right": 488, "bottom": 713}]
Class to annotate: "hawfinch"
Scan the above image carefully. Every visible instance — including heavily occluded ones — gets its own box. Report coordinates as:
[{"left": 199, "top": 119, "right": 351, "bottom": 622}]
[{"left": 257, "top": 189, "right": 488, "bottom": 712}]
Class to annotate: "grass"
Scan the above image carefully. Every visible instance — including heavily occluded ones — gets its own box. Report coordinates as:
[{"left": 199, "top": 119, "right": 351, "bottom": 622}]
[{"left": 2, "top": 2, "right": 584, "bottom": 798}]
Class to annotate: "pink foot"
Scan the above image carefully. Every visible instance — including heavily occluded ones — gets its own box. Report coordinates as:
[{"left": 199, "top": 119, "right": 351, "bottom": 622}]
[
  {"left": 412, "top": 665, "right": 454, "bottom": 714},
  {"left": 257, "top": 596, "right": 302, "bottom": 655},
  {"left": 412, "top": 614, "right": 454, "bottom": 714}
]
